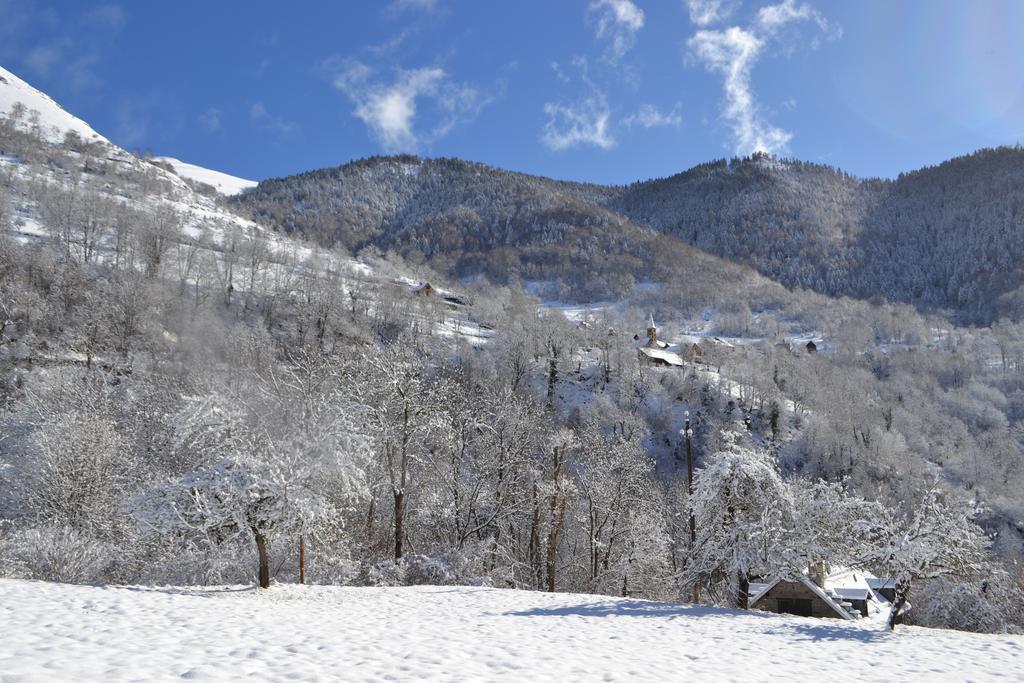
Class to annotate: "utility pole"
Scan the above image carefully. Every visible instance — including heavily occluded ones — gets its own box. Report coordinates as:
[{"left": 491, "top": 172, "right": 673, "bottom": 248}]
[{"left": 683, "top": 411, "right": 699, "bottom": 604}]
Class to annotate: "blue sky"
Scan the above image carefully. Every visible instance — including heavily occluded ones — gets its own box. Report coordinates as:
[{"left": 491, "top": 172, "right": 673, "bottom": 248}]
[{"left": 2, "top": 0, "right": 1023, "bottom": 185}]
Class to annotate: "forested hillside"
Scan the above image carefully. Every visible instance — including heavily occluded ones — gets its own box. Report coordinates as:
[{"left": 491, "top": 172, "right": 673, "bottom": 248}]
[
  {"left": 239, "top": 148, "right": 1024, "bottom": 323},
  {"left": 238, "top": 155, "right": 770, "bottom": 303},
  {"left": 610, "top": 148, "right": 1024, "bottom": 323},
  {"left": 2, "top": 66, "right": 1024, "bottom": 636}
]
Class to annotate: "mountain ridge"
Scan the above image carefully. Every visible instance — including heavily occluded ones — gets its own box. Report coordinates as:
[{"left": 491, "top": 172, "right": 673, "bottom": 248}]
[{"left": 237, "top": 147, "right": 1024, "bottom": 322}]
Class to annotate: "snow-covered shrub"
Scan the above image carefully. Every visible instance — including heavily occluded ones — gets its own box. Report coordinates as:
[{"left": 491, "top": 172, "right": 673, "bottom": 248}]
[
  {"left": 0, "top": 526, "right": 114, "bottom": 584},
  {"left": 22, "top": 409, "right": 135, "bottom": 540},
  {"left": 134, "top": 539, "right": 256, "bottom": 587},
  {"left": 918, "top": 574, "right": 1024, "bottom": 634},
  {"left": 355, "top": 554, "right": 455, "bottom": 587},
  {"left": 353, "top": 554, "right": 491, "bottom": 588}
]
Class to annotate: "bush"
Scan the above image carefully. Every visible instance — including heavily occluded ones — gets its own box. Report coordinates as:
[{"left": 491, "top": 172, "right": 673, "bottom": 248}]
[
  {"left": 353, "top": 554, "right": 491, "bottom": 588},
  {"left": 354, "top": 554, "right": 454, "bottom": 587},
  {"left": 0, "top": 526, "right": 115, "bottom": 584}
]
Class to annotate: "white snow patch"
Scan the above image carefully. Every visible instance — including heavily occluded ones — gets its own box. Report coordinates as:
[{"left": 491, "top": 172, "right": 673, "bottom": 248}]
[{"left": 154, "top": 157, "right": 258, "bottom": 196}]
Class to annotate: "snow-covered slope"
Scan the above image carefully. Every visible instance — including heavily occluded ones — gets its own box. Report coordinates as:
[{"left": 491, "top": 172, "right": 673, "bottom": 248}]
[
  {"left": 0, "top": 65, "right": 107, "bottom": 144},
  {"left": 0, "top": 65, "right": 255, "bottom": 197},
  {"left": 154, "top": 156, "right": 257, "bottom": 196},
  {"left": 0, "top": 68, "right": 484, "bottom": 350},
  {"left": 0, "top": 580, "right": 1020, "bottom": 681}
]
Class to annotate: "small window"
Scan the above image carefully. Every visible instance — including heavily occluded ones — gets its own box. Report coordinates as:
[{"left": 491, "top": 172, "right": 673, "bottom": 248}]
[{"left": 777, "top": 598, "right": 813, "bottom": 617}]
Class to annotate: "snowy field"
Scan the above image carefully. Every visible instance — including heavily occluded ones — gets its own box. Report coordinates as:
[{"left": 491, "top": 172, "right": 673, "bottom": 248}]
[{"left": 1, "top": 580, "right": 1021, "bottom": 682}]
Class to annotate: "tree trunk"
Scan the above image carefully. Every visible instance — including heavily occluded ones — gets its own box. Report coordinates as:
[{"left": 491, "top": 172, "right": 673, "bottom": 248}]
[
  {"left": 546, "top": 496, "right": 567, "bottom": 593},
  {"left": 298, "top": 536, "right": 305, "bottom": 585},
  {"left": 738, "top": 573, "right": 750, "bottom": 610},
  {"left": 887, "top": 580, "right": 910, "bottom": 630},
  {"left": 393, "top": 488, "right": 406, "bottom": 560},
  {"left": 546, "top": 357, "right": 558, "bottom": 404},
  {"left": 253, "top": 527, "right": 270, "bottom": 589},
  {"left": 528, "top": 483, "right": 543, "bottom": 589}
]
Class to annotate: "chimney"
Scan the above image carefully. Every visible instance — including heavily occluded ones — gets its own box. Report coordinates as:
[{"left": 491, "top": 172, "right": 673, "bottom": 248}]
[
  {"left": 811, "top": 561, "right": 828, "bottom": 587},
  {"left": 646, "top": 313, "right": 657, "bottom": 345}
]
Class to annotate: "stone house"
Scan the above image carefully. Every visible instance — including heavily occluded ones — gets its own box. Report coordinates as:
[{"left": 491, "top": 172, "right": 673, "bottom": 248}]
[{"left": 749, "top": 567, "right": 907, "bottom": 622}]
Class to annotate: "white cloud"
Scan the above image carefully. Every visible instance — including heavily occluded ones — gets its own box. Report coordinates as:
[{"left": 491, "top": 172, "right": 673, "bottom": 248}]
[
  {"left": 385, "top": 0, "right": 439, "bottom": 16},
  {"left": 542, "top": 57, "right": 616, "bottom": 151},
  {"left": 689, "top": 27, "right": 788, "bottom": 154},
  {"left": 588, "top": 0, "right": 645, "bottom": 62},
  {"left": 249, "top": 102, "right": 299, "bottom": 138},
  {"left": 24, "top": 44, "right": 62, "bottom": 77},
  {"left": 356, "top": 68, "right": 443, "bottom": 151},
  {"left": 688, "top": 0, "right": 832, "bottom": 156},
  {"left": 623, "top": 103, "right": 683, "bottom": 129},
  {"left": 685, "top": 0, "right": 737, "bottom": 26},
  {"left": 367, "top": 29, "right": 413, "bottom": 58},
  {"left": 199, "top": 107, "right": 223, "bottom": 134},
  {"left": 82, "top": 4, "right": 126, "bottom": 33},
  {"left": 65, "top": 52, "right": 102, "bottom": 92},
  {"left": 113, "top": 96, "right": 157, "bottom": 147},
  {"left": 755, "top": 0, "right": 826, "bottom": 33},
  {"left": 327, "top": 59, "right": 490, "bottom": 152},
  {"left": 542, "top": 95, "right": 615, "bottom": 151}
]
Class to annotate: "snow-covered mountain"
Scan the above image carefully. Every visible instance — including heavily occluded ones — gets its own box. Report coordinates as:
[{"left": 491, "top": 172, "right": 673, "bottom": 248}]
[
  {"left": 0, "top": 65, "right": 256, "bottom": 196},
  {"left": 0, "top": 66, "right": 107, "bottom": 144},
  {"left": 154, "top": 156, "right": 257, "bottom": 196},
  {"left": 0, "top": 61, "right": 482, "bottom": 346}
]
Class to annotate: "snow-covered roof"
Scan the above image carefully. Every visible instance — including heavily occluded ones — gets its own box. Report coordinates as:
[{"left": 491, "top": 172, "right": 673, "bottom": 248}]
[
  {"left": 833, "top": 587, "right": 872, "bottom": 601},
  {"left": 638, "top": 347, "right": 684, "bottom": 367},
  {"left": 824, "top": 568, "right": 882, "bottom": 600},
  {"left": 749, "top": 582, "right": 770, "bottom": 597}
]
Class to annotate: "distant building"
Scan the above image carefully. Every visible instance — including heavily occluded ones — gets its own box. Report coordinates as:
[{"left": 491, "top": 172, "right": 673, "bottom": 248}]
[
  {"left": 637, "top": 315, "right": 683, "bottom": 367},
  {"left": 644, "top": 314, "right": 670, "bottom": 349},
  {"left": 413, "top": 282, "right": 434, "bottom": 297}
]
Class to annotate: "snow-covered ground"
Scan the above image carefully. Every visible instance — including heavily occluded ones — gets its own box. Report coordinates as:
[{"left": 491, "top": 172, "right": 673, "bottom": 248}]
[
  {"left": 154, "top": 156, "right": 258, "bottom": 196},
  {"left": 0, "top": 580, "right": 1020, "bottom": 682}
]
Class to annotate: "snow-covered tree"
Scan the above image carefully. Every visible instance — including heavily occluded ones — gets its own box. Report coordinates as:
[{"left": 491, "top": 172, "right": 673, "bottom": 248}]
[
  {"left": 870, "top": 487, "right": 989, "bottom": 630},
  {"left": 573, "top": 422, "right": 662, "bottom": 594},
  {"left": 684, "top": 425, "right": 796, "bottom": 607},
  {"left": 134, "top": 455, "right": 320, "bottom": 588}
]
